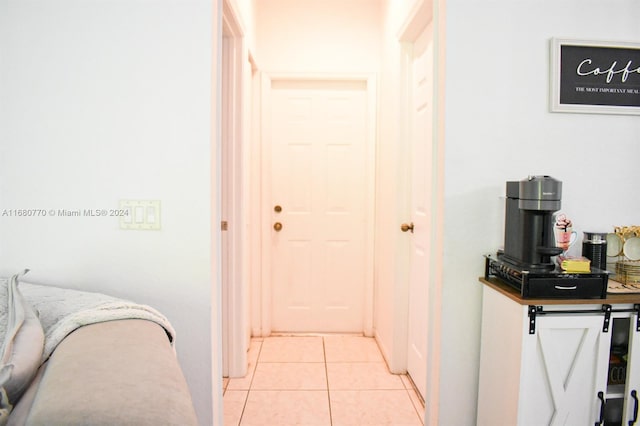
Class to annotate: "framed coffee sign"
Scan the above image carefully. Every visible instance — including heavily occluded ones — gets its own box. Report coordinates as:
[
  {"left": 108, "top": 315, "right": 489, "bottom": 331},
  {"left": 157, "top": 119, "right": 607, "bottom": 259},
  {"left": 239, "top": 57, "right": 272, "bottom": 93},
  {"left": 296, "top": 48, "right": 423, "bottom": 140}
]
[{"left": 550, "top": 38, "right": 640, "bottom": 115}]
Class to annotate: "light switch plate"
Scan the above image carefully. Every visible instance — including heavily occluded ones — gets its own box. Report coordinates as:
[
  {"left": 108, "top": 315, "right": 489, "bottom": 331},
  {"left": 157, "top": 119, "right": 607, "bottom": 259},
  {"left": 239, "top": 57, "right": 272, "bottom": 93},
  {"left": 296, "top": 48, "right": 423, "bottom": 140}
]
[{"left": 119, "top": 200, "right": 161, "bottom": 230}]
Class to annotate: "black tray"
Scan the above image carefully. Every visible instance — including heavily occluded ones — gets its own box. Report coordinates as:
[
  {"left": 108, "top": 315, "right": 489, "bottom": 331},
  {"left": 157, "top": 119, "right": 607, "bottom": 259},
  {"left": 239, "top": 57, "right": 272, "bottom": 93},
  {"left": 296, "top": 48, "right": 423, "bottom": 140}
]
[{"left": 485, "top": 255, "right": 609, "bottom": 299}]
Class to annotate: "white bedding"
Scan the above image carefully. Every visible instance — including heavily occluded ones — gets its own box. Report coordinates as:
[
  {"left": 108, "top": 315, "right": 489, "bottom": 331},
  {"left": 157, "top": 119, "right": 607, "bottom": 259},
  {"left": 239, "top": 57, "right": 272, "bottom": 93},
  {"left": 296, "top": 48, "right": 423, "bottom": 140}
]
[
  {"left": 0, "top": 272, "right": 45, "bottom": 424},
  {"left": 19, "top": 282, "right": 175, "bottom": 362}
]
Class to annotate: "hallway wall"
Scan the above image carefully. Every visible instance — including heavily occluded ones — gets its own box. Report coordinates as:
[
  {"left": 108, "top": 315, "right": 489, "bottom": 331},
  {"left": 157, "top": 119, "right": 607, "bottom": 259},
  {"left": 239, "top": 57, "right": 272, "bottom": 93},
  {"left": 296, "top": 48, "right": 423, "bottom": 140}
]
[
  {"left": 0, "top": 1, "right": 215, "bottom": 424},
  {"left": 442, "top": 1, "right": 640, "bottom": 423},
  {"left": 254, "top": 0, "right": 381, "bottom": 73}
]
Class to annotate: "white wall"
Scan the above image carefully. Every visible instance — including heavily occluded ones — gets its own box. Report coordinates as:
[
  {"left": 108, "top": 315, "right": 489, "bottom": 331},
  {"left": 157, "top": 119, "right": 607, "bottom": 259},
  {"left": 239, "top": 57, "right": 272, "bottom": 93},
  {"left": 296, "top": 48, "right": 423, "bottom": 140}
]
[
  {"left": 442, "top": 1, "right": 640, "bottom": 423},
  {"left": 255, "top": 0, "right": 381, "bottom": 73},
  {"left": 0, "top": 1, "right": 215, "bottom": 424},
  {"left": 231, "top": 0, "right": 257, "bottom": 53}
]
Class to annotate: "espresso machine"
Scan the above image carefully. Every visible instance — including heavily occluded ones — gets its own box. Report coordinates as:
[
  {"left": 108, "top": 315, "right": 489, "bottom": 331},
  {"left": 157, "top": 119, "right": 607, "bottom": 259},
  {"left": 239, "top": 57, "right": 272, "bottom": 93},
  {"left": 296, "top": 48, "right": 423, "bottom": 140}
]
[
  {"left": 500, "top": 175, "right": 563, "bottom": 271},
  {"left": 485, "top": 175, "right": 608, "bottom": 299}
]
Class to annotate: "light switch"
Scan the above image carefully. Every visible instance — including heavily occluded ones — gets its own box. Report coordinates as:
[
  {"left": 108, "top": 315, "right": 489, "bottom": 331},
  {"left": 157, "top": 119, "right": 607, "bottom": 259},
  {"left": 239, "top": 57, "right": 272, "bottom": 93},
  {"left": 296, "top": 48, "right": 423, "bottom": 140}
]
[
  {"left": 134, "top": 207, "right": 145, "bottom": 223},
  {"left": 119, "top": 200, "right": 161, "bottom": 230},
  {"left": 147, "top": 206, "right": 156, "bottom": 224},
  {"left": 123, "top": 207, "right": 132, "bottom": 224}
]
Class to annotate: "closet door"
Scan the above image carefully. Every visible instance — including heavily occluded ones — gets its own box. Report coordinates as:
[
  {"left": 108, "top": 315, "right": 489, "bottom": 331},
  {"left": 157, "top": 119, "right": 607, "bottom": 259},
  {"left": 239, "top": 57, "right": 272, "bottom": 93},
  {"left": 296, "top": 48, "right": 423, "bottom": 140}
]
[{"left": 405, "top": 21, "right": 434, "bottom": 402}]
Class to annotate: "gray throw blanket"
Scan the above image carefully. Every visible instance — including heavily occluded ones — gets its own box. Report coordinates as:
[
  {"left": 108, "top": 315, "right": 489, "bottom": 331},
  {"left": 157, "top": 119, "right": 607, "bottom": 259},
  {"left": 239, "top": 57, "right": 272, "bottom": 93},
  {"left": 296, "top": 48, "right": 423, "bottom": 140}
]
[{"left": 19, "top": 282, "right": 175, "bottom": 362}]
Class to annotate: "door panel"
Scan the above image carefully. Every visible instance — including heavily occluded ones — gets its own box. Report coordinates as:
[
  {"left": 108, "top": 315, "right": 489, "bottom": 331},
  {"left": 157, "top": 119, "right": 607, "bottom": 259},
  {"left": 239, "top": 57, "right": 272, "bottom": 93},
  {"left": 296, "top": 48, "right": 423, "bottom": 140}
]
[
  {"left": 269, "top": 79, "right": 369, "bottom": 333},
  {"left": 407, "top": 24, "right": 433, "bottom": 400},
  {"left": 519, "top": 314, "right": 611, "bottom": 425}
]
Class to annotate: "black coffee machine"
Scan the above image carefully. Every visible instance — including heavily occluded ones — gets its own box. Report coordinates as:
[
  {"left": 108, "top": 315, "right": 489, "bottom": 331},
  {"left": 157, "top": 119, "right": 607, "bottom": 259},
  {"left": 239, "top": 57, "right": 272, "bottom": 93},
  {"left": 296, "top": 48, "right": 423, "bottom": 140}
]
[
  {"left": 486, "top": 175, "right": 608, "bottom": 299},
  {"left": 499, "top": 175, "right": 563, "bottom": 272}
]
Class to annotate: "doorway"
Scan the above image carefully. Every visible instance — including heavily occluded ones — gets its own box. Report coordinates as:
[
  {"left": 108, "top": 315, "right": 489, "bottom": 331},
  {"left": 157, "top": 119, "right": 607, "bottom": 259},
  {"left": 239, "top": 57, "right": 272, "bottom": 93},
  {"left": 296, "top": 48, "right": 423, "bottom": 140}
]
[
  {"left": 217, "top": 1, "right": 445, "bottom": 425},
  {"left": 258, "top": 75, "right": 377, "bottom": 336}
]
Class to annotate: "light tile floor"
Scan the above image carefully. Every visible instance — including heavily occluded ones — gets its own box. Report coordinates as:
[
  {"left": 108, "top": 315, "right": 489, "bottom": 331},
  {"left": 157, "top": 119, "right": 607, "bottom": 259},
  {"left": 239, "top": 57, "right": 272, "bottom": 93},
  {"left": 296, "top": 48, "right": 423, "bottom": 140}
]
[{"left": 223, "top": 335, "right": 425, "bottom": 426}]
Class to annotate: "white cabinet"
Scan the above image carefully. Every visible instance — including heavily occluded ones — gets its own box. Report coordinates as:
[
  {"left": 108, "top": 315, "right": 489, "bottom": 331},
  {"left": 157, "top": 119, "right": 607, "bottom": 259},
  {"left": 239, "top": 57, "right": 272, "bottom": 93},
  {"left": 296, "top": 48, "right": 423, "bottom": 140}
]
[{"left": 477, "top": 280, "right": 640, "bottom": 426}]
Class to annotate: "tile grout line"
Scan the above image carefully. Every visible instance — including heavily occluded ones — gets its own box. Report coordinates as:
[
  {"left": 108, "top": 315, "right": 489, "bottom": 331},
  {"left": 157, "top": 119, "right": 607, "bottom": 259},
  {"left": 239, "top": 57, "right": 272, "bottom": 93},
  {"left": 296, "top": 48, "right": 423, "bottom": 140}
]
[
  {"left": 371, "top": 335, "right": 425, "bottom": 424},
  {"left": 237, "top": 339, "right": 264, "bottom": 426},
  {"left": 323, "top": 336, "right": 334, "bottom": 426},
  {"left": 407, "top": 387, "right": 425, "bottom": 425},
  {"left": 402, "top": 373, "right": 426, "bottom": 424}
]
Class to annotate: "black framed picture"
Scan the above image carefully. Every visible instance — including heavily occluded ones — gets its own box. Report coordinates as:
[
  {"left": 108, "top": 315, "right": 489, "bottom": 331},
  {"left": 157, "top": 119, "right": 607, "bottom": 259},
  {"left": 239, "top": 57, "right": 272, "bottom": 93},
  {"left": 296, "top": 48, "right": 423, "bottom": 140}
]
[{"left": 550, "top": 38, "right": 640, "bottom": 115}]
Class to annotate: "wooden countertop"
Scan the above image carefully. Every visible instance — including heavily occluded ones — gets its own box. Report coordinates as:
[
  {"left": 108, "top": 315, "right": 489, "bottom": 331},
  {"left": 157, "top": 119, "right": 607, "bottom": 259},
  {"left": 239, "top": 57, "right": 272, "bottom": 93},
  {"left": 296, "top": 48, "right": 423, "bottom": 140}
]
[{"left": 480, "top": 276, "right": 640, "bottom": 306}]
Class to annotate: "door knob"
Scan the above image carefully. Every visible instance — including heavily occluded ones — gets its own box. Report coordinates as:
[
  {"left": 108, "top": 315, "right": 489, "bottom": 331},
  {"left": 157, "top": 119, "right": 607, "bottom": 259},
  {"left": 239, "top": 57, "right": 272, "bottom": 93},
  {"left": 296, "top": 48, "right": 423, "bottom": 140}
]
[
  {"left": 401, "top": 223, "right": 414, "bottom": 233},
  {"left": 273, "top": 222, "right": 283, "bottom": 232}
]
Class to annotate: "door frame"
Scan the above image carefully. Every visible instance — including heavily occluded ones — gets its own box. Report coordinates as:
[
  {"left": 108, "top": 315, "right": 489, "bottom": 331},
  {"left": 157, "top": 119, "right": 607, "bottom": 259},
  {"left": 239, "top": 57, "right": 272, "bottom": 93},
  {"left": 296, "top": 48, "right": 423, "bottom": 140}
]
[
  {"left": 221, "top": 0, "right": 248, "bottom": 379},
  {"left": 256, "top": 72, "right": 377, "bottom": 337}
]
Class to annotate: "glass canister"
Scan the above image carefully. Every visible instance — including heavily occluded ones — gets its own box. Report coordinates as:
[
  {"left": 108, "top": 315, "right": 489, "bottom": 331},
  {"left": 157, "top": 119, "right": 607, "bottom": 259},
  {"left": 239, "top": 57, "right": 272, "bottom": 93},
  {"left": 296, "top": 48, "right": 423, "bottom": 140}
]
[{"left": 582, "top": 232, "right": 608, "bottom": 271}]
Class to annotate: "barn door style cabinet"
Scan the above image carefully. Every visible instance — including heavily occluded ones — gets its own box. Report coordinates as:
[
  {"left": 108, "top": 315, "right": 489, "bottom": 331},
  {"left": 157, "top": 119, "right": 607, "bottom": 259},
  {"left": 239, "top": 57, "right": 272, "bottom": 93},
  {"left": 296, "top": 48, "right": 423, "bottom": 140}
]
[{"left": 477, "top": 278, "right": 640, "bottom": 426}]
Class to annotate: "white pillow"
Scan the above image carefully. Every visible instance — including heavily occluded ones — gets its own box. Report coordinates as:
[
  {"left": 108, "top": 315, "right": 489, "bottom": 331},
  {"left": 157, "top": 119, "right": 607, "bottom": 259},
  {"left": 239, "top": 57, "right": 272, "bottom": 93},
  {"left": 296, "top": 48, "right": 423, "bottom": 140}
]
[{"left": 0, "top": 270, "right": 44, "bottom": 414}]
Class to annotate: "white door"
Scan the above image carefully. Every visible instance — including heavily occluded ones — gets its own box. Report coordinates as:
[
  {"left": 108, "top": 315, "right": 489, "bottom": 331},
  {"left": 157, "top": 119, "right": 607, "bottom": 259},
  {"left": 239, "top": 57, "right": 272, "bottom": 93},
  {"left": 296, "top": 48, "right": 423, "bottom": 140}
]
[
  {"left": 519, "top": 314, "right": 611, "bottom": 425},
  {"left": 267, "top": 79, "right": 370, "bottom": 333},
  {"left": 406, "top": 25, "right": 433, "bottom": 400}
]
